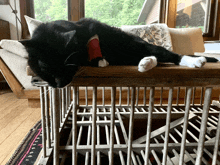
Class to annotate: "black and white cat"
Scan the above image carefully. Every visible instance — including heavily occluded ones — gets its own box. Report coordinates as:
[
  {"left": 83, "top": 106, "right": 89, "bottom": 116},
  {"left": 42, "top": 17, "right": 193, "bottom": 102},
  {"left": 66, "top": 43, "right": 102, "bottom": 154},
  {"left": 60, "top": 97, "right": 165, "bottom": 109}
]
[{"left": 20, "top": 18, "right": 218, "bottom": 88}]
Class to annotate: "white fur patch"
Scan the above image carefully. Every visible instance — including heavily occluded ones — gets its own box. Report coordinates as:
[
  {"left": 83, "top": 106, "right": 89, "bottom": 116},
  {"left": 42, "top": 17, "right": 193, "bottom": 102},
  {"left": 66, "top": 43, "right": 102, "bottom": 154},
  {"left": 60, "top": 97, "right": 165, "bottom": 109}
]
[
  {"left": 138, "top": 56, "right": 157, "bottom": 72},
  {"left": 98, "top": 59, "right": 109, "bottom": 67},
  {"left": 179, "top": 55, "right": 206, "bottom": 68}
]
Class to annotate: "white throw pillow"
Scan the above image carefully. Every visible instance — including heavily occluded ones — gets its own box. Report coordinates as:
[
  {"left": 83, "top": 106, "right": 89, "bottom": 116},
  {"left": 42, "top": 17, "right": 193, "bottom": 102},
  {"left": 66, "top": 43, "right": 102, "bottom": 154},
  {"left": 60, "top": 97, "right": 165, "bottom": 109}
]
[
  {"left": 121, "top": 24, "right": 173, "bottom": 52},
  {"left": 24, "top": 15, "right": 43, "bottom": 37},
  {"left": 0, "top": 39, "right": 28, "bottom": 58}
]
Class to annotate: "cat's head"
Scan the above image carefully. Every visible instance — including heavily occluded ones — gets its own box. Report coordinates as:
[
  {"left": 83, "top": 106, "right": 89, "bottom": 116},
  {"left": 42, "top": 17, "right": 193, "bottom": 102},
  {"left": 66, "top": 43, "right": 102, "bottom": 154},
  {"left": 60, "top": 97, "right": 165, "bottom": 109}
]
[{"left": 20, "top": 23, "right": 80, "bottom": 88}]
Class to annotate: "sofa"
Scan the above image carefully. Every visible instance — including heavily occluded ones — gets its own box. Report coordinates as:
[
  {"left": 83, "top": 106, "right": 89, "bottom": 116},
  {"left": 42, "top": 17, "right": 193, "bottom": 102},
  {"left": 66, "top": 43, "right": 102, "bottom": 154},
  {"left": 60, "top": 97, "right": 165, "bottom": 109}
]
[{"left": 0, "top": 15, "right": 219, "bottom": 107}]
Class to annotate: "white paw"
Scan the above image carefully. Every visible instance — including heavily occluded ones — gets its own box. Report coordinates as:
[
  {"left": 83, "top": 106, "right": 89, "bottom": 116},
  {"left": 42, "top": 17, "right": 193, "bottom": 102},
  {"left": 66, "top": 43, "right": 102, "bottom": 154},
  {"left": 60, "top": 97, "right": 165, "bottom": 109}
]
[
  {"left": 98, "top": 59, "right": 109, "bottom": 67},
  {"left": 179, "top": 56, "right": 206, "bottom": 68},
  {"left": 138, "top": 56, "right": 157, "bottom": 72}
]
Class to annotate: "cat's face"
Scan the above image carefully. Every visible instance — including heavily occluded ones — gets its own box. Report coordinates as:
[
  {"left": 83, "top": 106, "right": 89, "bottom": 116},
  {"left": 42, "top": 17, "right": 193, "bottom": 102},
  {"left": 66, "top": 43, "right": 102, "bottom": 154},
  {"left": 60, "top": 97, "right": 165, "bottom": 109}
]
[
  {"left": 29, "top": 56, "right": 78, "bottom": 88},
  {"left": 20, "top": 24, "right": 79, "bottom": 88}
]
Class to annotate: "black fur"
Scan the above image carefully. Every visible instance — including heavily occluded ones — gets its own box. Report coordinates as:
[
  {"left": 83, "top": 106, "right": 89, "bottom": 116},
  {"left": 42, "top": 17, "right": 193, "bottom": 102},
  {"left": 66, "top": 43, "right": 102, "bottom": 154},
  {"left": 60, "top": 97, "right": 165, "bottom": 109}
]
[{"left": 20, "top": 18, "right": 218, "bottom": 88}]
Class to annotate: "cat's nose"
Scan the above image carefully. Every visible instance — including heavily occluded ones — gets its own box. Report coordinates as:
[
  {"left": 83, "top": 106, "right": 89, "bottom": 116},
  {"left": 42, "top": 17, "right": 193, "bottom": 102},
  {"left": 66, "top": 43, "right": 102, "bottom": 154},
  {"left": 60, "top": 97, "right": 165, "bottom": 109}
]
[
  {"left": 54, "top": 78, "right": 71, "bottom": 88},
  {"left": 55, "top": 78, "right": 66, "bottom": 88}
]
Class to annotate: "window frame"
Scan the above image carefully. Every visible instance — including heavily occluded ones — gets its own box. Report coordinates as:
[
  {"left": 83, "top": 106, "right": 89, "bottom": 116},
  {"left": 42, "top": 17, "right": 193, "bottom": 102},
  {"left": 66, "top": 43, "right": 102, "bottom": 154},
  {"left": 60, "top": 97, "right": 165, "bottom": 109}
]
[
  {"left": 20, "top": 0, "right": 34, "bottom": 39},
  {"left": 68, "top": 0, "right": 84, "bottom": 21}
]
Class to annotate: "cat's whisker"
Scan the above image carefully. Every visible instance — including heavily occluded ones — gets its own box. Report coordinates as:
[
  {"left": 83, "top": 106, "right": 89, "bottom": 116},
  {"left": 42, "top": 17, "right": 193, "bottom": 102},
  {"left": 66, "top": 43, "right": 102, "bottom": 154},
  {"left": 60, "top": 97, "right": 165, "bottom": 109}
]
[
  {"left": 64, "top": 51, "right": 79, "bottom": 65},
  {"left": 38, "top": 86, "right": 52, "bottom": 98},
  {"left": 72, "top": 67, "right": 85, "bottom": 81}
]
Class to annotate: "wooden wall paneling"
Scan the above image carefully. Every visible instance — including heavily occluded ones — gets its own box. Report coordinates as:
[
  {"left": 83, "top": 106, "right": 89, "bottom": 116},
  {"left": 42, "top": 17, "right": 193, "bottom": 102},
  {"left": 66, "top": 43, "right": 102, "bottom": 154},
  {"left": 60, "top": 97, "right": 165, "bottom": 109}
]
[
  {"left": 0, "top": 19, "right": 11, "bottom": 40},
  {"left": 0, "top": 19, "right": 10, "bottom": 83}
]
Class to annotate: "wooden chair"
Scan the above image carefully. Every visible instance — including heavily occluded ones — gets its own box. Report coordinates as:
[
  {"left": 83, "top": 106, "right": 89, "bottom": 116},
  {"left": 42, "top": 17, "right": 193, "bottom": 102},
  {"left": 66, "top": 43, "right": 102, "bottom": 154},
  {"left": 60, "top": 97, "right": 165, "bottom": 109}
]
[{"left": 0, "top": 57, "right": 40, "bottom": 107}]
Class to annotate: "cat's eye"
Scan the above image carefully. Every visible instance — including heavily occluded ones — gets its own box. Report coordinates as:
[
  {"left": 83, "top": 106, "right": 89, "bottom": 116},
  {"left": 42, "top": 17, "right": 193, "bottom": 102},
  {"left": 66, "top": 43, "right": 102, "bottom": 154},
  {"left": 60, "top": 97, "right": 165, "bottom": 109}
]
[
  {"left": 38, "top": 61, "right": 49, "bottom": 68},
  {"left": 40, "top": 68, "right": 47, "bottom": 72}
]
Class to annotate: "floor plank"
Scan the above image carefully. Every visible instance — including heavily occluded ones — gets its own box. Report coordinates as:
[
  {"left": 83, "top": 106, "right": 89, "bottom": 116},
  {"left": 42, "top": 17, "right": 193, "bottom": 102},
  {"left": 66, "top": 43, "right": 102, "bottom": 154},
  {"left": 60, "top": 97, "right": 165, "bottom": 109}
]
[
  {"left": 0, "top": 93, "right": 16, "bottom": 107},
  {"left": 0, "top": 99, "right": 33, "bottom": 129},
  {"left": 0, "top": 99, "right": 25, "bottom": 121},
  {"left": 0, "top": 92, "right": 41, "bottom": 165},
  {"left": 0, "top": 100, "right": 28, "bottom": 129}
]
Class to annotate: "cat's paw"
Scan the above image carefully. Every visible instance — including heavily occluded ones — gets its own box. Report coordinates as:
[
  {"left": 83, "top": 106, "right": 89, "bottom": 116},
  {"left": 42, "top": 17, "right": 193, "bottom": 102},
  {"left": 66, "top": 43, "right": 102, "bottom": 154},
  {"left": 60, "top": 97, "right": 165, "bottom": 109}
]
[
  {"left": 179, "top": 55, "right": 206, "bottom": 68},
  {"left": 138, "top": 56, "right": 157, "bottom": 72},
  {"left": 98, "top": 59, "right": 109, "bottom": 67}
]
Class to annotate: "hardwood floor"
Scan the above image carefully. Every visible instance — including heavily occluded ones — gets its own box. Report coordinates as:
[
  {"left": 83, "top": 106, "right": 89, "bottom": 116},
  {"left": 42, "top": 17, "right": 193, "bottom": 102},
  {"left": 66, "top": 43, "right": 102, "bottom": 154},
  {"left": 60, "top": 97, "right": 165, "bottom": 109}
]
[{"left": 0, "top": 91, "right": 41, "bottom": 165}]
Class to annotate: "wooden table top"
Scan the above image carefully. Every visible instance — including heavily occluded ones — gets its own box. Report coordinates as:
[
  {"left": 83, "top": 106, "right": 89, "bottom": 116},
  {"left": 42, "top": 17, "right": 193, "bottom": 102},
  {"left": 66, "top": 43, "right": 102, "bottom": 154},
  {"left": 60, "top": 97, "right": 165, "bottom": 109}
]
[{"left": 27, "top": 63, "right": 220, "bottom": 87}]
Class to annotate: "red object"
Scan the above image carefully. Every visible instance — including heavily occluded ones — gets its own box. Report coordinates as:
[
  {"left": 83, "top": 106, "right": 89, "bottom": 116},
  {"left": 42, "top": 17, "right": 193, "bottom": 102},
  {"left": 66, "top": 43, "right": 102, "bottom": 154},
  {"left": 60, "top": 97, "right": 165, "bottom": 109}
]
[{"left": 87, "top": 38, "right": 103, "bottom": 61}]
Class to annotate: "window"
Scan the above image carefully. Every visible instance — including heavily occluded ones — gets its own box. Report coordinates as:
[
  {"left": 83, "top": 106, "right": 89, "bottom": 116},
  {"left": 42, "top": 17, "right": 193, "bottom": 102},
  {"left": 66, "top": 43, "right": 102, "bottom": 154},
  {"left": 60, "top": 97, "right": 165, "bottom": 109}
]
[
  {"left": 139, "top": 0, "right": 219, "bottom": 37},
  {"left": 34, "top": 0, "right": 68, "bottom": 22},
  {"left": 138, "top": 0, "right": 161, "bottom": 25},
  {"left": 175, "top": 0, "right": 210, "bottom": 33},
  {"left": 20, "top": 0, "right": 220, "bottom": 39},
  {"left": 174, "top": 0, "right": 219, "bottom": 36},
  {"left": 85, "top": 0, "right": 146, "bottom": 27}
]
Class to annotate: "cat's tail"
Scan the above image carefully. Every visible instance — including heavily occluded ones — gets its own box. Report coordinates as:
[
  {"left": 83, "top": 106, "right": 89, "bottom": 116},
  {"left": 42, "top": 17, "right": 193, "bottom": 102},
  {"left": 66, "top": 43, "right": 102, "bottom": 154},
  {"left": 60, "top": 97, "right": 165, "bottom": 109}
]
[
  {"left": 189, "top": 55, "right": 219, "bottom": 62},
  {"left": 204, "top": 56, "right": 219, "bottom": 62}
]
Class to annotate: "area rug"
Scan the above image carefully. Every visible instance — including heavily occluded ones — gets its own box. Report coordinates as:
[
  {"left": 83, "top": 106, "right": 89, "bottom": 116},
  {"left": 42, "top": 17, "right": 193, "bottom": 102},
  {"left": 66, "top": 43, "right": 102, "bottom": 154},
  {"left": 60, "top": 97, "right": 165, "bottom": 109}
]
[{"left": 6, "top": 120, "right": 42, "bottom": 165}]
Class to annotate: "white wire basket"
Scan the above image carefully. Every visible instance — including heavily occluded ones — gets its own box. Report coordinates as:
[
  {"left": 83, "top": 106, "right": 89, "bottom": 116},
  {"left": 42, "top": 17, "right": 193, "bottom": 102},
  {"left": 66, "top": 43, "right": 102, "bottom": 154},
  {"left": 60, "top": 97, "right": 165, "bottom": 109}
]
[{"left": 33, "top": 65, "right": 220, "bottom": 165}]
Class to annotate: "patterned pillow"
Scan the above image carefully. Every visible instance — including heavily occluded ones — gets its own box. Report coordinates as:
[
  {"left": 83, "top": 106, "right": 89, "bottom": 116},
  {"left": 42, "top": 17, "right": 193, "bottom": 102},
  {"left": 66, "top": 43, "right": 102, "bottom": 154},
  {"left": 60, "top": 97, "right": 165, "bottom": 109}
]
[{"left": 121, "top": 24, "right": 173, "bottom": 52}]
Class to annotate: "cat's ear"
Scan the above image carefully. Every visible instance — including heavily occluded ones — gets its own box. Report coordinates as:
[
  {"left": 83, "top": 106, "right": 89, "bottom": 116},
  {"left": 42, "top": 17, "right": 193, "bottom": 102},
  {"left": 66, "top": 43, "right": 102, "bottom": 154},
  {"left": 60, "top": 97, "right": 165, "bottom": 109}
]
[
  {"left": 63, "top": 30, "right": 77, "bottom": 48},
  {"left": 19, "top": 40, "right": 35, "bottom": 48}
]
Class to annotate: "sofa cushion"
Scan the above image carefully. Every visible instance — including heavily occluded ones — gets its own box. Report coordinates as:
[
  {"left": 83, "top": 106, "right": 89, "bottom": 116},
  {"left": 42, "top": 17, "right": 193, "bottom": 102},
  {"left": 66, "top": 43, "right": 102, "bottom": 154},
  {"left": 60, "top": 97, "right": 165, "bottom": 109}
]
[
  {"left": 169, "top": 28, "right": 205, "bottom": 55},
  {"left": 24, "top": 15, "right": 43, "bottom": 37},
  {"left": 0, "top": 39, "right": 28, "bottom": 58},
  {"left": 0, "top": 49, "right": 37, "bottom": 89},
  {"left": 121, "top": 24, "right": 173, "bottom": 52}
]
